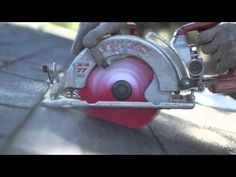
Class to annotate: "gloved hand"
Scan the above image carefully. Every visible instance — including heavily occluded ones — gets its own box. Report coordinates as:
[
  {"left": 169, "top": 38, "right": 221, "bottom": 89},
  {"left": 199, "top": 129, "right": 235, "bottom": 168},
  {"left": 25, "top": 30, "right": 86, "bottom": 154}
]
[
  {"left": 71, "top": 22, "right": 127, "bottom": 55},
  {"left": 196, "top": 22, "right": 236, "bottom": 74}
]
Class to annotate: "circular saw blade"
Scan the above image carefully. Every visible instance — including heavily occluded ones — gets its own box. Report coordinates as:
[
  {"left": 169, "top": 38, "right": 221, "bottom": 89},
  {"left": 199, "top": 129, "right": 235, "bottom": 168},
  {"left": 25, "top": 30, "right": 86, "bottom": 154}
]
[{"left": 79, "top": 57, "right": 160, "bottom": 128}]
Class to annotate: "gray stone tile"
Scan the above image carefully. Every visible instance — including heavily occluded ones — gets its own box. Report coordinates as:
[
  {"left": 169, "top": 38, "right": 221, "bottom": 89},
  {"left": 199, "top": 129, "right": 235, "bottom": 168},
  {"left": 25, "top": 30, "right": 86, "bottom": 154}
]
[
  {"left": 5, "top": 106, "right": 164, "bottom": 154},
  {"left": 0, "top": 72, "right": 48, "bottom": 108},
  {"left": 0, "top": 24, "right": 45, "bottom": 44},
  {"left": 0, "top": 40, "right": 55, "bottom": 63},
  {"left": 0, "top": 23, "right": 70, "bottom": 46},
  {"left": 0, "top": 105, "right": 30, "bottom": 136},
  {"left": 0, "top": 24, "right": 72, "bottom": 63},
  {"left": 149, "top": 112, "right": 236, "bottom": 155},
  {"left": 41, "top": 43, "right": 74, "bottom": 60},
  {"left": 0, "top": 24, "right": 74, "bottom": 81},
  {"left": 0, "top": 138, "right": 7, "bottom": 151},
  {"left": 1, "top": 51, "right": 74, "bottom": 82},
  {"left": 1, "top": 61, "right": 48, "bottom": 81},
  {"left": 0, "top": 56, "right": 17, "bottom": 64},
  {"left": 24, "top": 49, "right": 75, "bottom": 71}
]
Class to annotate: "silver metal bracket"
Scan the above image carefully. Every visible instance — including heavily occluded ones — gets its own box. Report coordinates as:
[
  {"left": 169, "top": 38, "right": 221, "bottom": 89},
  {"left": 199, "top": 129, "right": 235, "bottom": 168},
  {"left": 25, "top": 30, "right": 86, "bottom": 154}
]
[{"left": 42, "top": 91, "right": 194, "bottom": 109}]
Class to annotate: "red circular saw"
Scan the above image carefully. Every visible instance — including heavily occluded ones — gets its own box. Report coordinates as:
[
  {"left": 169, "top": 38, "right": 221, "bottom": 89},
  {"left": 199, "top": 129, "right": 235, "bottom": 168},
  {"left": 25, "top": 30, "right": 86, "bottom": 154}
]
[{"left": 42, "top": 22, "right": 236, "bottom": 129}]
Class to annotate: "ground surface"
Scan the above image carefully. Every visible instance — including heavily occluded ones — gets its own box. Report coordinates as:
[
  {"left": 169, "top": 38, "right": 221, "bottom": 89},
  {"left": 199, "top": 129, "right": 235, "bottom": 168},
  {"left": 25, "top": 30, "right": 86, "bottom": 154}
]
[{"left": 0, "top": 23, "right": 236, "bottom": 154}]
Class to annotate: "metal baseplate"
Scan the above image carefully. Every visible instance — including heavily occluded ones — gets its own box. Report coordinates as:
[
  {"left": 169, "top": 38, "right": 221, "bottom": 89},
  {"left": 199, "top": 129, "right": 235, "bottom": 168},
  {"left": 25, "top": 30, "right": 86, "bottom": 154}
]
[{"left": 42, "top": 90, "right": 195, "bottom": 109}]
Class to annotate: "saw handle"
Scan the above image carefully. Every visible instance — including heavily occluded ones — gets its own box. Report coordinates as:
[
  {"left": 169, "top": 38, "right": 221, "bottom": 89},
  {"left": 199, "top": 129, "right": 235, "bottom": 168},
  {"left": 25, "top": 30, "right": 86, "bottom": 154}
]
[
  {"left": 208, "top": 69, "right": 236, "bottom": 93},
  {"left": 127, "top": 22, "right": 139, "bottom": 36},
  {"left": 176, "top": 22, "right": 220, "bottom": 35},
  {"left": 175, "top": 22, "right": 236, "bottom": 94}
]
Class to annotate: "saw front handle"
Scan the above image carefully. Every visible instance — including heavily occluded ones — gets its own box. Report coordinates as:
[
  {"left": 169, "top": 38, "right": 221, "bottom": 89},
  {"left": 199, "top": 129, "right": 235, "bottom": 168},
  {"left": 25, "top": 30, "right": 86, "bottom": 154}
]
[
  {"left": 175, "top": 22, "right": 220, "bottom": 35},
  {"left": 205, "top": 69, "right": 236, "bottom": 93},
  {"left": 175, "top": 22, "right": 236, "bottom": 94},
  {"left": 127, "top": 22, "right": 139, "bottom": 36}
]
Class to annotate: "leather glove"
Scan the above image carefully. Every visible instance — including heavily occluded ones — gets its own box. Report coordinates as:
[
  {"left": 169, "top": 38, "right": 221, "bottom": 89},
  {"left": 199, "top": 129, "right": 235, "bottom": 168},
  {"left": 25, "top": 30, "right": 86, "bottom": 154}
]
[
  {"left": 71, "top": 22, "right": 127, "bottom": 55},
  {"left": 196, "top": 22, "right": 236, "bottom": 74}
]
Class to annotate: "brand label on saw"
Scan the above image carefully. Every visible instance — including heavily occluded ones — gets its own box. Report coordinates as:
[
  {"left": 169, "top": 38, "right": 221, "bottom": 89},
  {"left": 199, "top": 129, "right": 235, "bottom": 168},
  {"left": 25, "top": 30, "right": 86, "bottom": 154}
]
[
  {"left": 76, "top": 62, "right": 90, "bottom": 77},
  {"left": 100, "top": 40, "right": 152, "bottom": 55}
]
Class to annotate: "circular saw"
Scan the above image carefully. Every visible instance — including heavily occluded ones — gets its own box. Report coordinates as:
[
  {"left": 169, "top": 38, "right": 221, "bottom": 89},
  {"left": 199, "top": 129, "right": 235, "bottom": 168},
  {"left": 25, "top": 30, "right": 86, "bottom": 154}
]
[{"left": 42, "top": 22, "right": 236, "bottom": 128}]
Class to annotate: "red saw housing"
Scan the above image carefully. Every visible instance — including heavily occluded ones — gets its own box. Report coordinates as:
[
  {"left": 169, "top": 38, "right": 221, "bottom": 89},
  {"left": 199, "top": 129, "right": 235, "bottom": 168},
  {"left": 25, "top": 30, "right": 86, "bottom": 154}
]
[{"left": 79, "top": 56, "right": 160, "bottom": 128}]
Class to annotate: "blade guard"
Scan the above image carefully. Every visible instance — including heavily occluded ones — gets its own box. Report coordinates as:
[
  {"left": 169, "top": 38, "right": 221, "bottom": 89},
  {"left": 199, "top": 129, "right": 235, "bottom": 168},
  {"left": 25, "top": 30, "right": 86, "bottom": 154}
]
[{"left": 61, "top": 34, "right": 192, "bottom": 106}]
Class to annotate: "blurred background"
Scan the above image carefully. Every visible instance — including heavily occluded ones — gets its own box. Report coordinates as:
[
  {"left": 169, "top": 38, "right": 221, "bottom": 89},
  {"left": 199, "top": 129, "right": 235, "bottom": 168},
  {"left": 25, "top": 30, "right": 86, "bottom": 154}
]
[{"left": 51, "top": 22, "right": 186, "bottom": 40}]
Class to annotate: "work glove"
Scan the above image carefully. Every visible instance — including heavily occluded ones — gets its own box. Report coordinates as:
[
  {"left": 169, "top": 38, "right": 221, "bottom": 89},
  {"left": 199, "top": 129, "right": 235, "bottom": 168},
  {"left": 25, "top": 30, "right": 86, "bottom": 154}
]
[
  {"left": 196, "top": 22, "right": 236, "bottom": 74},
  {"left": 71, "top": 22, "right": 127, "bottom": 55}
]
